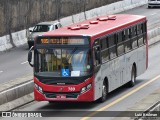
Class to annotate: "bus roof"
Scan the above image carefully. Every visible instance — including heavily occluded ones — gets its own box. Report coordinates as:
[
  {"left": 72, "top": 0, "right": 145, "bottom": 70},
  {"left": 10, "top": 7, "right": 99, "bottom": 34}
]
[{"left": 43, "top": 14, "right": 146, "bottom": 39}]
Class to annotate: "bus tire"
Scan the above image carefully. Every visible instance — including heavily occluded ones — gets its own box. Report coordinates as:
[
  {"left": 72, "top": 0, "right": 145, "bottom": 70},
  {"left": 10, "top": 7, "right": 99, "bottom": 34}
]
[
  {"left": 98, "top": 81, "right": 107, "bottom": 103},
  {"left": 128, "top": 66, "right": 136, "bottom": 87}
]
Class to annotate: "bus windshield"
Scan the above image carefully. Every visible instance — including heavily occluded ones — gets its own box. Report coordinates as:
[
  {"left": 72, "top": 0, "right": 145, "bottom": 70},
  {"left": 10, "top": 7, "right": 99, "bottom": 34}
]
[{"left": 35, "top": 48, "right": 92, "bottom": 77}]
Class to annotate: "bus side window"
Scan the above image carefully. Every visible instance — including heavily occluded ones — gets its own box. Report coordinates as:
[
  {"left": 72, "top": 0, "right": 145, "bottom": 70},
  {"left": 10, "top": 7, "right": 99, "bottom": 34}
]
[
  {"left": 108, "top": 34, "right": 117, "bottom": 59},
  {"left": 101, "top": 37, "right": 109, "bottom": 63},
  {"left": 94, "top": 46, "right": 101, "bottom": 66},
  {"left": 55, "top": 25, "right": 58, "bottom": 29},
  {"left": 94, "top": 39, "right": 101, "bottom": 66},
  {"left": 124, "top": 28, "right": 131, "bottom": 53},
  {"left": 117, "top": 31, "right": 124, "bottom": 56},
  {"left": 142, "top": 22, "right": 147, "bottom": 44},
  {"left": 138, "top": 23, "right": 144, "bottom": 46},
  {"left": 131, "top": 26, "right": 138, "bottom": 49}
]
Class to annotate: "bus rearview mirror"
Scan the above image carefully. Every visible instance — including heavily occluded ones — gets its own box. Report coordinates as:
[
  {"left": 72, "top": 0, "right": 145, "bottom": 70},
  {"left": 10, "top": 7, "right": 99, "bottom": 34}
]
[
  {"left": 28, "top": 52, "right": 32, "bottom": 63},
  {"left": 28, "top": 46, "right": 34, "bottom": 67}
]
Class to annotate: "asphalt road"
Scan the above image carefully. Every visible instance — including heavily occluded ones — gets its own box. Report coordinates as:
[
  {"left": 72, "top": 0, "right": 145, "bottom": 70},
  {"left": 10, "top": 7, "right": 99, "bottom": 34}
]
[
  {"left": 0, "top": 46, "right": 32, "bottom": 83},
  {"left": 0, "top": 4, "right": 160, "bottom": 120}
]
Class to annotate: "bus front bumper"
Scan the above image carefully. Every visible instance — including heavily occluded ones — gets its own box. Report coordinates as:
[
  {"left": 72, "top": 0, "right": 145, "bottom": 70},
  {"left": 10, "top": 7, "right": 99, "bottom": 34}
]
[
  {"left": 34, "top": 87, "right": 94, "bottom": 102},
  {"left": 34, "top": 77, "right": 94, "bottom": 102}
]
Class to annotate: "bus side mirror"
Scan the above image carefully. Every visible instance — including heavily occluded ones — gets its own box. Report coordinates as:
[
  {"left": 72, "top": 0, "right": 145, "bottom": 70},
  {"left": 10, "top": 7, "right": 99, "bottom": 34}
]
[{"left": 28, "top": 46, "right": 34, "bottom": 67}]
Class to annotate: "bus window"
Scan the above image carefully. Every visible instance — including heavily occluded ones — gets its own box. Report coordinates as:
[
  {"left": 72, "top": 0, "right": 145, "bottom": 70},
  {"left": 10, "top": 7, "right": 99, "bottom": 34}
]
[
  {"left": 117, "top": 31, "right": 124, "bottom": 56},
  {"left": 108, "top": 34, "right": 117, "bottom": 59},
  {"left": 124, "top": 29, "right": 129, "bottom": 40},
  {"left": 93, "top": 39, "right": 101, "bottom": 66},
  {"left": 55, "top": 25, "right": 58, "bottom": 29},
  {"left": 124, "top": 29, "right": 131, "bottom": 52},
  {"left": 101, "top": 37, "right": 109, "bottom": 63},
  {"left": 100, "top": 37, "right": 107, "bottom": 50},
  {"left": 143, "top": 22, "right": 147, "bottom": 44},
  {"left": 35, "top": 48, "right": 92, "bottom": 76},
  {"left": 131, "top": 26, "right": 138, "bottom": 49},
  {"left": 138, "top": 23, "right": 144, "bottom": 46},
  {"left": 94, "top": 46, "right": 101, "bottom": 66}
]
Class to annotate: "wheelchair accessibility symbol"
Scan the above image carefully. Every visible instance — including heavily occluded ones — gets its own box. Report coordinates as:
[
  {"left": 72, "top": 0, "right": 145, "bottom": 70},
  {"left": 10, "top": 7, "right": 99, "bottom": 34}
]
[{"left": 61, "top": 69, "right": 69, "bottom": 77}]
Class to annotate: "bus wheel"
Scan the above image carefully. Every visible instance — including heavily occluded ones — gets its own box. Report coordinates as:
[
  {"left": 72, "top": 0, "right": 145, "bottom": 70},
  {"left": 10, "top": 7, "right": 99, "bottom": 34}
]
[
  {"left": 128, "top": 67, "right": 136, "bottom": 87},
  {"left": 98, "top": 82, "right": 107, "bottom": 103}
]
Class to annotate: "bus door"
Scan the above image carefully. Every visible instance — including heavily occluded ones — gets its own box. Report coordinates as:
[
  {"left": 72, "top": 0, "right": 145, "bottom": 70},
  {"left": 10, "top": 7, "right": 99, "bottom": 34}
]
[{"left": 93, "top": 39, "right": 102, "bottom": 100}]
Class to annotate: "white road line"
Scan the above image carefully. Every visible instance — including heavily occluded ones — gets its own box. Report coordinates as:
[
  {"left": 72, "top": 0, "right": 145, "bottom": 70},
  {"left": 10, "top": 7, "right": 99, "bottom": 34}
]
[
  {"left": 150, "top": 13, "right": 157, "bottom": 16},
  {"left": 0, "top": 71, "right": 3, "bottom": 73},
  {"left": 21, "top": 61, "right": 28, "bottom": 65}
]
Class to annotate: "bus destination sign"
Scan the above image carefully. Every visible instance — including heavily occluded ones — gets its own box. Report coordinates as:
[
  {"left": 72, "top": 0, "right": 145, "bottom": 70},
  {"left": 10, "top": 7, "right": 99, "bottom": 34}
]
[{"left": 37, "top": 37, "right": 89, "bottom": 45}]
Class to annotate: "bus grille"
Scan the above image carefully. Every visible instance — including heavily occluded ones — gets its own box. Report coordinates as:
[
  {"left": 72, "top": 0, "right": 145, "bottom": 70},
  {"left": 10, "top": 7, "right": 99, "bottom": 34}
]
[{"left": 43, "top": 91, "right": 79, "bottom": 98}]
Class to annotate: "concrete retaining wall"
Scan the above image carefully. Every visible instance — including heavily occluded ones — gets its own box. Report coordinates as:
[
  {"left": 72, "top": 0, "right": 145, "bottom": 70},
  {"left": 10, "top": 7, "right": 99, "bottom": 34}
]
[
  {"left": 11, "top": 30, "right": 27, "bottom": 47},
  {"left": 0, "top": 0, "right": 148, "bottom": 52}
]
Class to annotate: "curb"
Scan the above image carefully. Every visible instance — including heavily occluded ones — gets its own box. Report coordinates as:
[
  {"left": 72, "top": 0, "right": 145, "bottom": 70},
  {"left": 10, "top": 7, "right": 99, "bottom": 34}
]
[
  {"left": 0, "top": 93, "right": 34, "bottom": 111},
  {"left": 0, "top": 75, "right": 33, "bottom": 111}
]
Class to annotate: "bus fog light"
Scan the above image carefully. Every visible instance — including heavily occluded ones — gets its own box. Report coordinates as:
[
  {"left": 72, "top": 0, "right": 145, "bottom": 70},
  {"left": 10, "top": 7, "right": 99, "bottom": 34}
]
[{"left": 39, "top": 86, "right": 43, "bottom": 93}]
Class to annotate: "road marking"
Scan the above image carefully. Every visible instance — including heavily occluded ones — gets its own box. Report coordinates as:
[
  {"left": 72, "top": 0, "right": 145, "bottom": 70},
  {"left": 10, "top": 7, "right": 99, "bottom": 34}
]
[
  {"left": 150, "top": 13, "right": 157, "bottom": 16},
  {"left": 81, "top": 74, "right": 160, "bottom": 120},
  {"left": 21, "top": 61, "right": 28, "bottom": 65},
  {"left": 0, "top": 71, "right": 3, "bottom": 73}
]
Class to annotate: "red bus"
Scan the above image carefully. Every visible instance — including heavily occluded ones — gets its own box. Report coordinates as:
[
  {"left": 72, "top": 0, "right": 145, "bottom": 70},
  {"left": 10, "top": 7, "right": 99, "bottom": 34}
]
[{"left": 28, "top": 14, "right": 148, "bottom": 102}]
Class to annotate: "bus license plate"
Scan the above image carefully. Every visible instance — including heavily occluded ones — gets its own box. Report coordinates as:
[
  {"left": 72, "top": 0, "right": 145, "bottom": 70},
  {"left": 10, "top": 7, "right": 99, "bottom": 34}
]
[{"left": 56, "top": 94, "right": 66, "bottom": 99}]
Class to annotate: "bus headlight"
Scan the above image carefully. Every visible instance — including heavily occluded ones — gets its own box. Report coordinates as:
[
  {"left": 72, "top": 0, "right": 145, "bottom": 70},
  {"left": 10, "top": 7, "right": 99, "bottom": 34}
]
[
  {"left": 35, "top": 83, "right": 43, "bottom": 94},
  {"left": 87, "top": 84, "right": 92, "bottom": 89},
  {"left": 39, "top": 86, "right": 43, "bottom": 94},
  {"left": 35, "top": 83, "right": 39, "bottom": 90},
  {"left": 81, "top": 87, "right": 86, "bottom": 93},
  {"left": 80, "top": 83, "right": 92, "bottom": 94}
]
